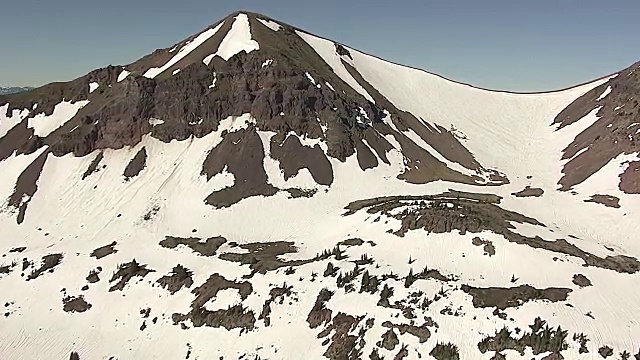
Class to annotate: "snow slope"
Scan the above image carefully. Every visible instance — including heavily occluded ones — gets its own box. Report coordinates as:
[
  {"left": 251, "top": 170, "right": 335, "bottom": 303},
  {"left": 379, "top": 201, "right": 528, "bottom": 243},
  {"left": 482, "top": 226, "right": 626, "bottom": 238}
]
[{"left": 0, "top": 12, "right": 639, "bottom": 360}]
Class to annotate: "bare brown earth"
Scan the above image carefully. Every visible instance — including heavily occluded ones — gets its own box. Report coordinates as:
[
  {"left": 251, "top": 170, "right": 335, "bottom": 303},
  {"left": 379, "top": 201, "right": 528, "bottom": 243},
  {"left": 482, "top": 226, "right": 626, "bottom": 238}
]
[
  {"left": 269, "top": 132, "right": 333, "bottom": 185},
  {"left": 27, "top": 254, "right": 63, "bottom": 280},
  {"left": 572, "top": 274, "right": 593, "bottom": 288},
  {"left": 172, "top": 273, "right": 255, "bottom": 332},
  {"left": 478, "top": 318, "right": 571, "bottom": 358},
  {"left": 512, "top": 186, "right": 544, "bottom": 198},
  {"left": 472, "top": 237, "right": 496, "bottom": 256},
  {"left": 258, "top": 283, "right": 296, "bottom": 326},
  {"left": 345, "top": 193, "right": 640, "bottom": 273},
  {"left": 90, "top": 241, "right": 117, "bottom": 259},
  {"left": 7, "top": 149, "right": 49, "bottom": 224},
  {"left": 63, "top": 295, "right": 92, "bottom": 313},
  {"left": 553, "top": 63, "right": 640, "bottom": 193},
  {"left": 584, "top": 194, "right": 621, "bottom": 208},
  {"left": 108, "top": 260, "right": 154, "bottom": 292},
  {"left": 156, "top": 265, "right": 194, "bottom": 294},
  {"left": 201, "top": 126, "right": 277, "bottom": 208},
  {"left": 382, "top": 321, "right": 432, "bottom": 343},
  {"left": 430, "top": 342, "right": 461, "bottom": 360},
  {"left": 81, "top": 151, "right": 104, "bottom": 180},
  {"left": 219, "top": 241, "right": 320, "bottom": 277},
  {"left": 159, "top": 236, "right": 226, "bottom": 256},
  {"left": 461, "top": 285, "right": 572, "bottom": 310},
  {"left": 123, "top": 147, "right": 147, "bottom": 180}
]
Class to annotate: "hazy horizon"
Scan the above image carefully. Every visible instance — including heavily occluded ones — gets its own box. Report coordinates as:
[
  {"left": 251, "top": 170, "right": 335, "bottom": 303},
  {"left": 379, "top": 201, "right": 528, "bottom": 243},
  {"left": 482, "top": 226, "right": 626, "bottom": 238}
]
[{"left": 1, "top": 0, "right": 639, "bottom": 91}]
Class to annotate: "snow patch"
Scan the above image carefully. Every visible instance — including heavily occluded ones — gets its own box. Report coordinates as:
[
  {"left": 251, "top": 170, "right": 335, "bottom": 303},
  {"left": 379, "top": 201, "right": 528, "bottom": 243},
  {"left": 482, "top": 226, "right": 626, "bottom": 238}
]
[
  {"left": 209, "top": 72, "right": 217, "bottom": 89},
  {"left": 149, "top": 118, "right": 165, "bottom": 127},
  {"left": 257, "top": 18, "right": 281, "bottom": 32},
  {"left": 0, "top": 105, "right": 30, "bottom": 138},
  {"left": 172, "top": 69, "right": 181, "bottom": 76},
  {"left": 117, "top": 69, "right": 130, "bottom": 82},
  {"left": 27, "top": 100, "right": 90, "bottom": 137},
  {"left": 89, "top": 82, "right": 99, "bottom": 93},
  {"left": 596, "top": 85, "right": 612, "bottom": 101},
  {"left": 211, "top": 13, "right": 259, "bottom": 61},
  {"left": 324, "top": 82, "right": 335, "bottom": 92},
  {"left": 261, "top": 59, "right": 273, "bottom": 68},
  {"left": 144, "top": 21, "right": 226, "bottom": 78}
]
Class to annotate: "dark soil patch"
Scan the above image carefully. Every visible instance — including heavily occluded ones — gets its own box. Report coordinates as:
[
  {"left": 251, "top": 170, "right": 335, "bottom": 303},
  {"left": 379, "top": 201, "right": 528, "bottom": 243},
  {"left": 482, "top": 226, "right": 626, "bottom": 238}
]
[
  {"left": 382, "top": 321, "right": 431, "bottom": 343},
  {"left": 461, "top": 284, "right": 572, "bottom": 310},
  {"left": 219, "top": 241, "right": 316, "bottom": 277},
  {"left": 430, "top": 342, "right": 460, "bottom": 360},
  {"left": 156, "top": 265, "right": 194, "bottom": 294},
  {"left": 0, "top": 263, "right": 15, "bottom": 276},
  {"left": 572, "top": 274, "right": 592, "bottom": 288},
  {"left": 172, "top": 273, "right": 255, "bottom": 332},
  {"left": 63, "top": 295, "right": 92, "bottom": 313},
  {"left": 7, "top": 150, "right": 49, "bottom": 224},
  {"left": 512, "top": 186, "right": 544, "bottom": 198},
  {"left": 377, "top": 328, "right": 399, "bottom": 350},
  {"left": 338, "top": 238, "right": 365, "bottom": 247},
  {"left": 472, "top": 237, "right": 496, "bottom": 256},
  {"left": 159, "top": 236, "right": 226, "bottom": 257},
  {"left": 269, "top": 132, "right": 333, "bottom": 186},
  {"left": 109, "top": 259, "right": 154, "bottom": 291},
  {"left": 584, "top": 194, "right": 621, "bottom": 208},
  {"left": 27, "top": 253, "right": 63, "bottom": 280},
  {"left": 69, "top": 352, "right": 80, "bottom": 360},
  {"left": 285, "top": 187, "right": 318, "bottom": 198},
  {"left": 9, "top": 247, "right": 26, "bottom": 253},
  {"left": 345, "top": 193, "right": 640, "bottom": 273},
  {"left": 478, "top": 317, "right": 569, "bottom": 357},
  {"left": 202, "top": 126, "right": 277, "bottom": 208},
  {"left": 123, "top": 147, "right": 147, "bottom": 180},
  {"left": 81, "top": 151, "right": 104, "bottom": 180},
  {"left": 90, "top": 241, "right": 117, "bottom": 259},
  {"left": 599, "top": 345, "right": 614, "bottom": 358},
  {"left": 86, "top": 268, "right": 101, "bottom": 283},
  {"left": 259, "top": 283, "right": 295, "bottom": 327},
  {"left": 307, "top": 288, "right": 334, "bottom": 329}
]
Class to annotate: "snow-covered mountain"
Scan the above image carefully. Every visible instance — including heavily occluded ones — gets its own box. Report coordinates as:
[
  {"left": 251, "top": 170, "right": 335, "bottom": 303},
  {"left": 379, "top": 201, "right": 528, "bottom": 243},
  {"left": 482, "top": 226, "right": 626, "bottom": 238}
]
[
  {"left": 0, "top": 86, "right": 33, "bottom": 95},
  {"left": 1, "top": 11, "right": 639, "bottom": 360}
]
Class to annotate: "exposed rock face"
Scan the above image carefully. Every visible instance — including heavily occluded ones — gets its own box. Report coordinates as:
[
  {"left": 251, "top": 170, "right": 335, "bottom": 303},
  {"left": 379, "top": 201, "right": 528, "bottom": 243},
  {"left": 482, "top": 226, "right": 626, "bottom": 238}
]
[
  {"left": 554, "top": 63, "right": 640, "bottom": 193},
  {"left": 0, "top": 11, "right": 510, "bottom": 221}
]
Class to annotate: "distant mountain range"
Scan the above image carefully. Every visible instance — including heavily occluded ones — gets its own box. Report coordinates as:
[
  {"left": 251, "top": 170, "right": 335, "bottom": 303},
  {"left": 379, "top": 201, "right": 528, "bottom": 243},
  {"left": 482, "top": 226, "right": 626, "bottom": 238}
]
[{"left": 0, "top": 86, "right": 34, "bottom": 95}]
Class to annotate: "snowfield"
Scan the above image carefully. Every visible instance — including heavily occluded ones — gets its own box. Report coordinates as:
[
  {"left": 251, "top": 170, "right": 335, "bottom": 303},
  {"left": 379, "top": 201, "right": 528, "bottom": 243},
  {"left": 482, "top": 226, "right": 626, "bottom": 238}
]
[{"left": 0, "top": 11, "right": 639, "bottom": 360}]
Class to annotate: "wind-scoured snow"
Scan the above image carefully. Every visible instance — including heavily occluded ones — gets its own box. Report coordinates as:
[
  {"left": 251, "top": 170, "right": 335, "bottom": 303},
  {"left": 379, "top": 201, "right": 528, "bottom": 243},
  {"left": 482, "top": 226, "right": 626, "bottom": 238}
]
[
  {"left": 257, "top": 18, "right": 282, "bottom": 32},
  {"left": 27, "top": 100, "right": 90, "bottom": 137},
  {"left": 209, "top": 13, "right": 259, "bottom": 62},
  {"left": 296, "top": 31, "right": 375, "bottom": 103},
  {"left": 144, "top": 21, "right": 226, "bottom": 78}
]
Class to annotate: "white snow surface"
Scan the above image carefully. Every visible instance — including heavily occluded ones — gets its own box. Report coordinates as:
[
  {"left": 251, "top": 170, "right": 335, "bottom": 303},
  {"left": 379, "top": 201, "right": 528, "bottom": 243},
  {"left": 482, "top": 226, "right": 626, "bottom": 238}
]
[
  {"left": 144, "top": 21, "right": 226, "bottom": 78},
  {"left": 0, "top": 105, "right": 29, "bottom": 138},
  {"left": 117, "top": 69, "right": 130, "bottom": 82},
  {"left": 209, "top": 13, "right": 259, "bottom": 61},
  {"left": 88, "top": 82, "right": 99, "bottom": 93},
  {"left": 257, "top": 18, "right": 282, "bottom": 31},
  {"left": 27, "top": 100, "right": 90, "bottom": 137},
  {"left": 596, "top": 85, "right": 613, "bottom": 101}
]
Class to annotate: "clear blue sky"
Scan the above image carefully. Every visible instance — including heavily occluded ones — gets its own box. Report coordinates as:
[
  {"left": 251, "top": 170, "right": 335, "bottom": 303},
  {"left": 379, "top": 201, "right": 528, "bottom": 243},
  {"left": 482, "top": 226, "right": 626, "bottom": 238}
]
[{"left": 1, "top": 0, "right": 639, "bottom": 91}]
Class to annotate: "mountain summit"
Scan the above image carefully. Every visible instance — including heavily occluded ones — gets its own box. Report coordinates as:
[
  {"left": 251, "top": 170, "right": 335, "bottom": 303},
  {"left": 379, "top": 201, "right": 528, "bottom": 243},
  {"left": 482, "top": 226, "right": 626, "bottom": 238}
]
[{"left": 1, "top": 11, "right": 639, "bottom": 360}]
